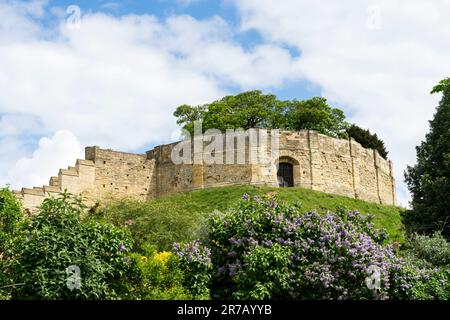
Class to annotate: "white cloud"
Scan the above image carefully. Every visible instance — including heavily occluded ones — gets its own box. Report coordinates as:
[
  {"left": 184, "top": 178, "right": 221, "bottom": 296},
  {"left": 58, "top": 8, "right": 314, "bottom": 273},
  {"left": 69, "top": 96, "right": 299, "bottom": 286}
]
[
  {"left": 0, "top": 1, "right": 299, "bottom": 189},
  {"left": 232, "top": 0, "right": 450, "bottom": 207},
  {"left": 6, "top": 130, "right": 83, "bottom": 189}
]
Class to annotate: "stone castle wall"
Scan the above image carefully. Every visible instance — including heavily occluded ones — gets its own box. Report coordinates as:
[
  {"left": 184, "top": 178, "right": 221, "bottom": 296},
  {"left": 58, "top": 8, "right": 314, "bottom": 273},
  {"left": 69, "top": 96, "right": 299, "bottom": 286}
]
[{"left": 14, "top": 129, "right": 396, "bottom": 211}]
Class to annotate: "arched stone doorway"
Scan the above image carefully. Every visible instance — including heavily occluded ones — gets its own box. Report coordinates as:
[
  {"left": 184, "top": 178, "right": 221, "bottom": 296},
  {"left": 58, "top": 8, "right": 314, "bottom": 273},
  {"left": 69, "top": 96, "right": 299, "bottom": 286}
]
[
  {"left": 277, "top": 162, "right": 294, "bottom": 187},
  {"left": 276, "top": 156, "right": 299, "bottom": 187}
]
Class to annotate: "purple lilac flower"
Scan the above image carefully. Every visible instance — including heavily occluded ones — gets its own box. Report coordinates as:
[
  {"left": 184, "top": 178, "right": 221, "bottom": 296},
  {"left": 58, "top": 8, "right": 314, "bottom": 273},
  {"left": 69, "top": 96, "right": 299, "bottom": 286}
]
[{"left": 118, "top": 243, "right": 126, "bottom": 252}]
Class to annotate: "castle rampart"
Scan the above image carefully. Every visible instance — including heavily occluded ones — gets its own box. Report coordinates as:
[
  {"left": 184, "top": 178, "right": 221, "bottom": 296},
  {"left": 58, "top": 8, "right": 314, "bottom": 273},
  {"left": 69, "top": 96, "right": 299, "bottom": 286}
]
[{"left": 14, "top": 129, "right": 396, "bottom": 211}]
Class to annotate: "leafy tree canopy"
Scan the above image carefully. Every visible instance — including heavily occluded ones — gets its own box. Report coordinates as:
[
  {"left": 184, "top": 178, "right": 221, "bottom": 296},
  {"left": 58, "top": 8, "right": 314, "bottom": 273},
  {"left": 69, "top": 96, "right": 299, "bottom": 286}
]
[
  {"left": 347, "top": 124, "right": 389, "bottom": 159},
  {"left": 404, "top": 77, "right": 450, "bottom": 238},
  {"left": 174, "top": 91, "right": 350, "bottom": 138}
]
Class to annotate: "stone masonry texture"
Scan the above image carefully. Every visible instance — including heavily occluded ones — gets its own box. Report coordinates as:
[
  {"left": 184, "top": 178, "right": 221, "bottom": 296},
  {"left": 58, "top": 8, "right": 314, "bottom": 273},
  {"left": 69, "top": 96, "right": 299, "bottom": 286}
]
[{"left": 14, "top": 129, "right": 397, "bottom": 211}]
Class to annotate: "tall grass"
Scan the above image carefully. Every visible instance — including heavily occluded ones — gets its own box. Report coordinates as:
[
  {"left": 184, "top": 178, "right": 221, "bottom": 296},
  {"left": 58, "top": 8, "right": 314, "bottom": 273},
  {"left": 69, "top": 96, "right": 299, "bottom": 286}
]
[{"left": 95, "top": 185, "right": 405, "bottom": 251}]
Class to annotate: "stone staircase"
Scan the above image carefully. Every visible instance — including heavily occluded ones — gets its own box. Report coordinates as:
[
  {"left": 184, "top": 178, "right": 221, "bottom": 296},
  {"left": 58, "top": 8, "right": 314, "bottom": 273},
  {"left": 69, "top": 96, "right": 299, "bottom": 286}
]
[{"left": 13, "top": 159, "right": 96, "bottom": 212}]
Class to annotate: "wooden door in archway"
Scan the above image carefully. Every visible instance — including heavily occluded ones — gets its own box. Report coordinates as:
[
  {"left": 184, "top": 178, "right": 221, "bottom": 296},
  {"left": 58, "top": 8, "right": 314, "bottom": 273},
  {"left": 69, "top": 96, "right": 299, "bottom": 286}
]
[{"left": 277, "top": 162, "right": 294, "bottom": 187}]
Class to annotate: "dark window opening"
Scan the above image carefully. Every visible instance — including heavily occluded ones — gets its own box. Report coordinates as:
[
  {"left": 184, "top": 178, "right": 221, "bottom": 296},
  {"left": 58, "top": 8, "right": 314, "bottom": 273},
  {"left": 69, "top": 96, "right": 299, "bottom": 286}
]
[{"left": 277, "top": 162, "right": 294, "bottom": 187}]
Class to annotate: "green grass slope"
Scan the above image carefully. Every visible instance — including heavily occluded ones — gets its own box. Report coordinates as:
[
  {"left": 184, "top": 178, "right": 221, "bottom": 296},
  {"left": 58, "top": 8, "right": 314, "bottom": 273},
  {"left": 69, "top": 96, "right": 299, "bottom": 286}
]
[{"left": 97, "top": 185, "right": 405, "bottom": 251}]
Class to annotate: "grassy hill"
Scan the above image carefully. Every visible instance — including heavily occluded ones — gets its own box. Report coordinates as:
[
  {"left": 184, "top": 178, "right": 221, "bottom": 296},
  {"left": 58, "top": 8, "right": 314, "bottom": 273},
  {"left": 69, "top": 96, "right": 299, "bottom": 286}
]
[{"left": 96, "top": 185, "right": 405, "bottom": 251}]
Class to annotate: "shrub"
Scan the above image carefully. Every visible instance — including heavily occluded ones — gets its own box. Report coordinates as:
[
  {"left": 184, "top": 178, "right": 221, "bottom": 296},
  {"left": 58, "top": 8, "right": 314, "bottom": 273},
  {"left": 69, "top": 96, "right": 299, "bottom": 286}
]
[
  {"left": 388, "top": 255, "right": 450, "bottom": 300},
  {"left": 0, "top": 187, "right": 23, "bottom": 237},
  {"left": 127, "top": 244, "right": 190, "bottom": 299},
  {"left": 8, "top": 192, "right": 134, "bottom": 300},
  {"left": 389, "top": 232, "right": 450, "bottom": 300},
  {"left": 409, "top": 268, "right": 450, "bottom": 300},
  {"left": 0, "top": 187, "right": 23, "bottom": 299},
  {"left": 173, "top": 241, "right": 212, "bottom": 299},
  {"left": 405, "top": 232, "right": 450, "bottom": 266},
  {"left": 233, "top": 243, "right": 292, "bottom": 299},
  {"left": 205, "top": 195, "right": 418, "bottom": 299}
]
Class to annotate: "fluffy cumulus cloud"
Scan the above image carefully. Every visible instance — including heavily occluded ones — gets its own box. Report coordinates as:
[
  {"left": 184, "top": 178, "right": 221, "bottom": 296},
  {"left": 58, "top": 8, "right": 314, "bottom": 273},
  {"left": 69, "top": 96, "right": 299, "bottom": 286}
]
[
  {"left": 0, "top": 0, "right": 299, "bottom": 189},
  {"left": 6, "top": 131, "right": 83, "bottom": 189},
  {"left": 232, "top": 0, "right": 450, "bottom": 206}
]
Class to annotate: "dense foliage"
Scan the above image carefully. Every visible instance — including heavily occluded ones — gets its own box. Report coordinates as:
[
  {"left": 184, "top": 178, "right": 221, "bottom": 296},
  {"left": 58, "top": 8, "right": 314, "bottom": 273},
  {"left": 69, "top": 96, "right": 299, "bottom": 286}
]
[
  {"left": 0, "top": 189, "right": 200, "bottom": 300},
  {"left": 347, "top": 124, "right": 389, "bottom": 159},
  {"left": 0, "top": 187, "right": 22, "bottom": 238},
  {"left": 2, "top": 186, "right": 449, "bottom": 300},
  {"left": 404, "top": 232, "right": 450, "bottom": 266},
  {"left": 173, "top": 241, "right": 212, "bottom": 299},
  {"left": 206, "top": 195, "right": 404, "bottom": 299},
  {"left": 0, "top": 187, "right": 23, "bottom": 299},
  {"left": 176, "top": 195, "right": 450, "bottom": 300},
  {"left": 2, "top": 191, "right": 134, "bottom": 299},
  {"left": 174, "top": 91, "right": 350, "bottom": 138},
  {"left": 404, "top": 77, "right": 450, "bottom": 238},
  {"left": 126, "top": 245, "right": 190, "bottom": 299}
]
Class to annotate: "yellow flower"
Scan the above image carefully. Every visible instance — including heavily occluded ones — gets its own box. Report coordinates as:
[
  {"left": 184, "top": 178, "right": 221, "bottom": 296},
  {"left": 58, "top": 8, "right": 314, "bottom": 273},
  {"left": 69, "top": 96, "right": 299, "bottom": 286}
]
[
  {"left": 154, "top": 251, "right": 172, "bottom": 264},
  {"left": 140, "top": 256, "right": 148, "bottom": 263}
]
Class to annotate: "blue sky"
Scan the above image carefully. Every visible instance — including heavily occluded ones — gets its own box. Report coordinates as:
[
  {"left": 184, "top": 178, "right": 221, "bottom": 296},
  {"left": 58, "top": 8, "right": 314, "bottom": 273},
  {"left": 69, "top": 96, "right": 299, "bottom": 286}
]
[{"left": 1, "top": 0, "right": 450, "bottom": 206}]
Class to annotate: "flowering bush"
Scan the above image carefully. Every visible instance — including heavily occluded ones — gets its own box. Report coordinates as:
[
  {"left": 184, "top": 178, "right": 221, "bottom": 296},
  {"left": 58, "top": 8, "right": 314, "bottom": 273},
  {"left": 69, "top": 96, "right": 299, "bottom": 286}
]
[
  {"left": 127, "top": 244, "right": 189, "bottom": 299},
  {"left": 173, "top": 240, "right": 212, "bottom": 299},
  {"left": 206, "top": 194, "right": 422, "bottom": 299}
]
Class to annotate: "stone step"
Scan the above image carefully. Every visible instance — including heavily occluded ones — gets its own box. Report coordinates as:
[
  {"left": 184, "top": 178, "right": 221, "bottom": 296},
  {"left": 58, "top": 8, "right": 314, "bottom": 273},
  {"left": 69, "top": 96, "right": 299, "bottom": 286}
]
[
  {"left": 76, "top": 159, "right": 95, "bottom": 167},
  {"left": 59, "top": 167, "right": 78, "bottom": 176},
  {"left": 13, "top": 190, "right": 24, "bottom": 199},
  {"left": 49, "top": 176, "right": 59, "bottom": 187},
  {"left": 22, "top": 187, "right": 45, "bottom": 196},
  {"left": 44, "top": 185, "right": 60, "bottom": 194}
]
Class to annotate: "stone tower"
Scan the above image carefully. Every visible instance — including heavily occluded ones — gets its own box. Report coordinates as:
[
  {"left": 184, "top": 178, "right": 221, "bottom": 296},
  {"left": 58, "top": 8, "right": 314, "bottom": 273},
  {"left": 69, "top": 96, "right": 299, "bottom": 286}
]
[{"left": 14, "top": 129, "right": 396, "bottom": 211}]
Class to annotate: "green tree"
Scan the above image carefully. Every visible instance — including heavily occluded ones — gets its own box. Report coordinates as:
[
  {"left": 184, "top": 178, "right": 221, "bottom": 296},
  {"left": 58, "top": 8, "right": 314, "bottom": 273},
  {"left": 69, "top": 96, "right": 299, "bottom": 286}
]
[
  {"left": 173, "top": 91, "right": 350, "bottom": 138},
  {"left": 347, "top": 124, "right": 389, "bottom": 159},
  {"left": 285, "top": 97, "right": 349, "bottom": 138},
  {"left": 174, "top": 91, "right": 281, "bottom": 134},
  {"left": 404, "top": 77, "right": 450, "bottom": 238}
]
